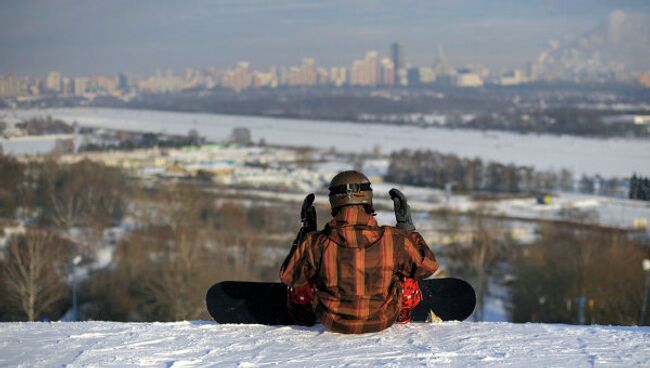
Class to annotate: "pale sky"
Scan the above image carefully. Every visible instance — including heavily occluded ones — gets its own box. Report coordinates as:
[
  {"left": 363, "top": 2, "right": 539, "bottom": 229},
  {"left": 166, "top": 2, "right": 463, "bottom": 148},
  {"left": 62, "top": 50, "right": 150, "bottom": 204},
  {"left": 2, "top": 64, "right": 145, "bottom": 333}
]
[{"left": 1, "top": 0, "right": 649, "bottom": 76}]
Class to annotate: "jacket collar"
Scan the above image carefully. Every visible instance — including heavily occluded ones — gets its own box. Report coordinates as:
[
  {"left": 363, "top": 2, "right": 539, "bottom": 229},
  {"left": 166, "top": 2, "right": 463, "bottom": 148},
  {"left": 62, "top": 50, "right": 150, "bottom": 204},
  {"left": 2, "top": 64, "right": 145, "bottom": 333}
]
[
  {"left": 329, "top": 205, "right": 377, "bottom": 228},
  {"left": 325, "top": 205, "right": 381, "bottom": 248}
]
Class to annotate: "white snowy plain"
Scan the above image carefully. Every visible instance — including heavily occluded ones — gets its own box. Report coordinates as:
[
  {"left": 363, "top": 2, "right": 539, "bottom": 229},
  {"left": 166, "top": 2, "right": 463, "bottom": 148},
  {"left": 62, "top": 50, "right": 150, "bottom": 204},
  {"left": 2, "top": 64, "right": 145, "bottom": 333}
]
[{"left": 1, "top": 321, "right": 648, "bottom": 367}]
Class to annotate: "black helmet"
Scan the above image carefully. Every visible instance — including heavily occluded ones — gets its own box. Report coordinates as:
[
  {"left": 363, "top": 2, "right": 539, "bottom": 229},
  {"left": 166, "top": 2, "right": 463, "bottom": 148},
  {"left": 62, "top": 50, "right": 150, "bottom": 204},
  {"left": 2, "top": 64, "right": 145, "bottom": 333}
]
[{"left": 328, "top": 170, "right": 373, "bottom": 210}]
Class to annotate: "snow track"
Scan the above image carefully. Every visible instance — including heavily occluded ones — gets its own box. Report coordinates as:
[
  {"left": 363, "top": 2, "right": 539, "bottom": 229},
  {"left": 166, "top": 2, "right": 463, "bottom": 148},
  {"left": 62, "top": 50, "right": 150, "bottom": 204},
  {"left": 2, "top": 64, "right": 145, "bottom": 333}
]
[{"left": 1, "top": 321, "right": 648, "bottom": 367}]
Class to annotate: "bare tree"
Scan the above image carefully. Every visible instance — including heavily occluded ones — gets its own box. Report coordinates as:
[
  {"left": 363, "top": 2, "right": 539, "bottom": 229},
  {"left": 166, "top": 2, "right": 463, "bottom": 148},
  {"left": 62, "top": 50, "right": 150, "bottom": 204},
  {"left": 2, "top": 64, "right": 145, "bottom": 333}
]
[
  {"left": 512, "top": 224, "right": 648, "bottom": 325},
  {"left": 440, "top": 204, "right": 510, "bottom": 321},
  {"left": 39, "top": 159, "right": 126, "bottom": 231},
  {"left": 83, "top": 184, "right": 296, "bottom": 322},
  {"left": 40, "top": 161, "right": 86, "bottom": 229},
  {"left": 120, "top": 185, "right": 228, "bottom": 321},
  {"left": 2, "top": 230, "right": 69, "bottom": 321}
]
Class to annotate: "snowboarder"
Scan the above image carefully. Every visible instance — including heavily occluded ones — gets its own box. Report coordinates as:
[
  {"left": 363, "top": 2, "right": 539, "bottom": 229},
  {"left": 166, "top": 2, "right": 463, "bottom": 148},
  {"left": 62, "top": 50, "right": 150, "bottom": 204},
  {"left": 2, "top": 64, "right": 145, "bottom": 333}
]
[{"left": 280, "top": 170, "right": 438, "bottom": 334}]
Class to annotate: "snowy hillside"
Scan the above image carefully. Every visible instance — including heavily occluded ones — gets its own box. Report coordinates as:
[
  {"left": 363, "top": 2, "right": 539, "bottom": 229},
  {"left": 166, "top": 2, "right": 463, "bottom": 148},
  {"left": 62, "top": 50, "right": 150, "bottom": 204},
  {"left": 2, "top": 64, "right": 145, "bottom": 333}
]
[{"left": 1, "top": 321, "right": 648, "bottom": 367}]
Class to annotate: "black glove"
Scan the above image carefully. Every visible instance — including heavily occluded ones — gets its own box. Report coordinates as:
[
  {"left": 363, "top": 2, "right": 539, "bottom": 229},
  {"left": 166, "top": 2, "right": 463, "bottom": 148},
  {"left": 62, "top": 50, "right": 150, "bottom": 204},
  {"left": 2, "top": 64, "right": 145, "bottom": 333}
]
[
  {"left": 300, "top": 193, "right": 317, "bottom": 233},
  {"left": 389, "top": 188, "right": 415, "bottom": 231},
  {"left": 282, "top": 193, "right": 317, "bottom": 272}
]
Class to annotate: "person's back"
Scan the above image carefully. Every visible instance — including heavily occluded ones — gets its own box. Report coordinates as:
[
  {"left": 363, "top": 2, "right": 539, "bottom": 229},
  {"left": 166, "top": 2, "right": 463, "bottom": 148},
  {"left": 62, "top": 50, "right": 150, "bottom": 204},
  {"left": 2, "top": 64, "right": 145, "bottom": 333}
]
[{"left": 280, "top": 170, "right": 438, "bottom": 334}]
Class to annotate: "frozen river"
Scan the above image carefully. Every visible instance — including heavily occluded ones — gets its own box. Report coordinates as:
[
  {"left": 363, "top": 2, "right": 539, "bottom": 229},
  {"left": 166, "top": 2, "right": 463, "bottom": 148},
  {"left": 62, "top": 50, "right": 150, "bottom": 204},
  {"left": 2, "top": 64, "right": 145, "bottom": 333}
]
[{"left": 1, "top": 107, "right": 649, "bottom": 177}]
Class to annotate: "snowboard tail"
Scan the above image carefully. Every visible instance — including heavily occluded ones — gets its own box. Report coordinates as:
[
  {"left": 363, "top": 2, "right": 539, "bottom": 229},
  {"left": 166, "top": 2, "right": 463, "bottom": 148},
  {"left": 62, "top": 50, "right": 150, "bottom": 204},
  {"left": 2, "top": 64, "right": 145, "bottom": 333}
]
[{"left": 206, "top": 278, "right": 476, "bottom": 325}]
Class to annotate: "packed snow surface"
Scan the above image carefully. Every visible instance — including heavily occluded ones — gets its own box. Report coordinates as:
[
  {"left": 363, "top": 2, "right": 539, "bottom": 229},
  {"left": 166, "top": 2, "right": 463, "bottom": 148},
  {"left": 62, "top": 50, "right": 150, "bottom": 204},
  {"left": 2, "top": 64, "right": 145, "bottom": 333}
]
[
  {"left": 1, "top": 321, "right": 648, "bottom": 367},
  {"left": 2, "top": 107, "right": 650, "bottom": 177}
]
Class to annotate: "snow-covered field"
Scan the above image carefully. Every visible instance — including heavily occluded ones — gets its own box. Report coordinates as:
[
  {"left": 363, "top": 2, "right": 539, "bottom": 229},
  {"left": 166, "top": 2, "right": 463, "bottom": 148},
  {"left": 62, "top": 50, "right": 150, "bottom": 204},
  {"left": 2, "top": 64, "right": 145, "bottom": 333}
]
[
  {"left": 0, "top": 133, "right": 73, "bottom": 155},
  {"left": 2, "top": 107, "right": 649, "bottom": 177},
  {"left": 0, "top": 321, "right": 648, "bottom": 367}
]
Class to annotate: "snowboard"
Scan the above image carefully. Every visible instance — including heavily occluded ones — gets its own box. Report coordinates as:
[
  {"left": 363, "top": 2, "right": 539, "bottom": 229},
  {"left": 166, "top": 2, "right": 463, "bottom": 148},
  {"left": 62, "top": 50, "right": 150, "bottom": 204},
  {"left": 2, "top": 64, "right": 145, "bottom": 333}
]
[{"left": 206, "top": 278, "right": 476, "bottom": 325}]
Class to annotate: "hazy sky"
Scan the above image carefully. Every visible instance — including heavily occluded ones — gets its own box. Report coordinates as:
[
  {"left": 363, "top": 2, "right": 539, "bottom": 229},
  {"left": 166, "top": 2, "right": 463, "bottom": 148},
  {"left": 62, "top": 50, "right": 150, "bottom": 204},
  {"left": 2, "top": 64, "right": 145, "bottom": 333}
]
[{"left": 1, "top": 0, "right": 649, "bottom": 76}]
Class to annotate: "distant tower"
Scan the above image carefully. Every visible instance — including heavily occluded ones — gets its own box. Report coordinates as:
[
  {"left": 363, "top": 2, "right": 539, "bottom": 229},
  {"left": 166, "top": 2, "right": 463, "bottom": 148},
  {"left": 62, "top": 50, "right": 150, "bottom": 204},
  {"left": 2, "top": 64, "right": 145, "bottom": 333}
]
[
  {"left": 117, "top": 73, "right": 129, "bottom": 92},
  {"left": 391, "top": 42, "right": 405, "bottom": 71},
  {"left": 433, "top": 45, "right": 451, "bottom": 76}
]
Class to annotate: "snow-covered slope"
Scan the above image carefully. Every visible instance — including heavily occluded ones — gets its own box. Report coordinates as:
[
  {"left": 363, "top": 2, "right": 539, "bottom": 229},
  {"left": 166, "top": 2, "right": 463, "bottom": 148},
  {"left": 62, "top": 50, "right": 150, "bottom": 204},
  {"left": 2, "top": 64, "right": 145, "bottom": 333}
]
[{"left": 1, "top": 321, "right": 648, "bottom": 367}]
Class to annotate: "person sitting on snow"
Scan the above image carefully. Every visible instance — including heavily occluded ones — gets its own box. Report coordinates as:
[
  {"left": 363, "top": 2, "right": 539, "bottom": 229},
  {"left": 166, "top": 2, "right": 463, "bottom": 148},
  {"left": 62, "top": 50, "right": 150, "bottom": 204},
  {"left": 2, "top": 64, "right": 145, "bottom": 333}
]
[{"left": 280, "top": 170, "right": 438, "bottom": 334}]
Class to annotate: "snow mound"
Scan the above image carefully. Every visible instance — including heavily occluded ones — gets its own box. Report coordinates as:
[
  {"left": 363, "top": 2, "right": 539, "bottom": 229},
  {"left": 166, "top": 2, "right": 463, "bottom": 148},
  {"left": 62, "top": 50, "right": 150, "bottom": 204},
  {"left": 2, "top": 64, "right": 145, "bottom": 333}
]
[{"left": 1, "top": 321, "right": 649, "bottom": 367}]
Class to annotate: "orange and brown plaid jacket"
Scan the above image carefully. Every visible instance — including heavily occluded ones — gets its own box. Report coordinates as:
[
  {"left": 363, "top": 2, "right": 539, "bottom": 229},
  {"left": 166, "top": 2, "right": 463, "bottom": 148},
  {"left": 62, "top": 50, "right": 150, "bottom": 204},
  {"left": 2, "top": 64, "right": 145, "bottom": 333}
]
[{"left": 279, "top": 205, "right": 438, "bottom": 334}]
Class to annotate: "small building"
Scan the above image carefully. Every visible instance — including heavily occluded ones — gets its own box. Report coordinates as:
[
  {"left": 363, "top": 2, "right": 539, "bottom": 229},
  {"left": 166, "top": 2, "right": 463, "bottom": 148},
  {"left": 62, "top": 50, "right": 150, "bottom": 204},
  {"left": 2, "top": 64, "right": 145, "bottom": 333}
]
[
  {"left": 536, "top": 194, "right": 553, "bottom": 205},
  {"left": 455, "top": 72, "right": 483, "bottom": 87},
  {"left": 602, "top": 115, "right": 650, "bottom": 126},
  {"left": 164, "top": 163, "right": 190, "bottom": 178}
]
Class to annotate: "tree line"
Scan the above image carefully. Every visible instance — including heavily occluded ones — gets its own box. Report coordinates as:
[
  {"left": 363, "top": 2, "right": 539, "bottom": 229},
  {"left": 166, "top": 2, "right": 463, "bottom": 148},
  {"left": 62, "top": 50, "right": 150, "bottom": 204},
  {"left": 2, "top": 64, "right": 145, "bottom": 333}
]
[
  {"left": 15, "top": 116, "right": 74, "bottom": 135},
  {"left": 464, "top": 107, "right": 649, "bottom": 138},
  {"left": 387, "top": 149, "right": 575, "bottom": 194},
  {"left": 629, "top": 174, "right": 650, "bottom": 201},
  {"left": 386, "top": 149, "right": 631, "bottom": 197}
]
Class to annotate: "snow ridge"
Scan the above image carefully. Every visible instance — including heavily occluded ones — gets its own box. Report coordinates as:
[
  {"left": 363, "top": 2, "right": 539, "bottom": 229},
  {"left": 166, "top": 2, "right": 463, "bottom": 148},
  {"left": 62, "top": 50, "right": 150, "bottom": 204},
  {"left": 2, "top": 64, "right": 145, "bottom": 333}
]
[{"left": 1, "top": 321, "right": 648, "bottom": 367}]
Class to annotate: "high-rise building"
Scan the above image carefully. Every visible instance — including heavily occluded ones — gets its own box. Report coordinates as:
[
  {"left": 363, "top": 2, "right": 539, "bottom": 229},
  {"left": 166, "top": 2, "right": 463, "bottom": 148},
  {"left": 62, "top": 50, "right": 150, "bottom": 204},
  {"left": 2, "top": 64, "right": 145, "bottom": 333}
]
[
  {"left": 277, "top": 66, "right": 290, "bottom": 86},
  {"left": 380, "top": 58, "right": 395, "bottom": 86},
  {"left": 407, "top": 67, "right": 436, "bottom": 85},
  {"left": 61, "top": 77, "right": 73, "bottom": 94},
  {"left": 432, "top": 45, "right": 452, "bottom": 76},
  {"left": 235, "top": 62, "right": 251, "bottom": 91},
  {"left": 304, "top": 58, "right": 317, "bottom": 86},
  {"left": 137, "top": 73, "right": 185, "bottom": 93},
  {"left": 73, "top": 77, "right": 88, "bottom": 96},
  {"left": 329, "top": 67, "right": 347, "bottom": 87},
  {"left": 0, "top": 75, "right": 26, "bottom": 97},
  {"left": 351, "top": 51, "right": 378, "bottom": 86},
  {"left": 455, "top": 69, "right": 483, "bottom": 87},
  {"left": 350, "top": 60, "right": 362, "bottom": 85},
  {"left": 500, "top": 69, "right": 525, "bottom": 86},
  {"left": 391, "top": 43, "right": 405, "bottom": 71},
  {"left": 94, "top": 76, "right": 119, "bottom": 94},
  {"left": 46, "top": 71, "right": 62, "bottom": 93},
  {"left": 366, "top": 51, "right": 377, "bottom": 86},
  {"left": 118, "top": 73, "right": 129, "bottom": 91},
  {"left": 317, "top": 67, "right": 329, "bottom": 86},
  {"left": 253, "top": 70, "right": 277, "bottom": 88},
  {"left": 287, "top": 58, "right": 317, "bottom": 86},
  {"left": 397, "top": 68, "right": 408, "bottom": 86},
  {"left": 221, "top": 61, "right": 252, "bottom": 92},
  {"left": 407, "top": 68, "right": 421, "bottom": 86}
]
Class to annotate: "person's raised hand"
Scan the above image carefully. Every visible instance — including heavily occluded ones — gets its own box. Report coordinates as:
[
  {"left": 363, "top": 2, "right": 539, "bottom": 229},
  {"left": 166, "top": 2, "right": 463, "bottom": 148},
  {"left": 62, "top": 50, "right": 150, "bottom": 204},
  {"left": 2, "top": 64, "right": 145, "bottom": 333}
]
[
  {"left": 389, "top": 188, "right": 415, "bottom": 231},
  {"left": 300, "top": 193, "right": 317, "bottom": 232}
]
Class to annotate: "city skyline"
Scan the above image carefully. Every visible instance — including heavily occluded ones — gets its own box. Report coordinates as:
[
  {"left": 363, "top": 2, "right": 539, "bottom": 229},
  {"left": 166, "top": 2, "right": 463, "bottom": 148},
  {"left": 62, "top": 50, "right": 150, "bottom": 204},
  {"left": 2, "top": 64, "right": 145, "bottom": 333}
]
[
  {"left": 2, "top": 1, "right": 650, "bottom": 76},
  {"left": 0, "top": 40, "right": 562, "bottom": 98}
]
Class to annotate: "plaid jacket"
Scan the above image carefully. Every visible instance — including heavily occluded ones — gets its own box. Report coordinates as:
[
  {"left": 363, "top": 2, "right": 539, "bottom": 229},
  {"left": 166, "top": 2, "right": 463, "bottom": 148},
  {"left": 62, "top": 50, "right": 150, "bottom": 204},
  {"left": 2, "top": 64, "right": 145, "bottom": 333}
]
[{"left": 280, "top": 205, "right": 438, "bottom": 334}]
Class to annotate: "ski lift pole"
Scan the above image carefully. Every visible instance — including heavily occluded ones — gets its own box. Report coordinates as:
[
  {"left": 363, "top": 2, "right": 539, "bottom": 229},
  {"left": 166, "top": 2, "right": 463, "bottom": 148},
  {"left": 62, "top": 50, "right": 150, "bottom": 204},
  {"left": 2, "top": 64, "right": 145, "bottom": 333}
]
[
  {"left": 72, "top": 278, "right": 77, "bottom": 322},
  {"left": 640, "top": 259, "right": 650, "bottom": 325},
  {"left": 71, "top": 255, "right": 82, "bottom": 322}
]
